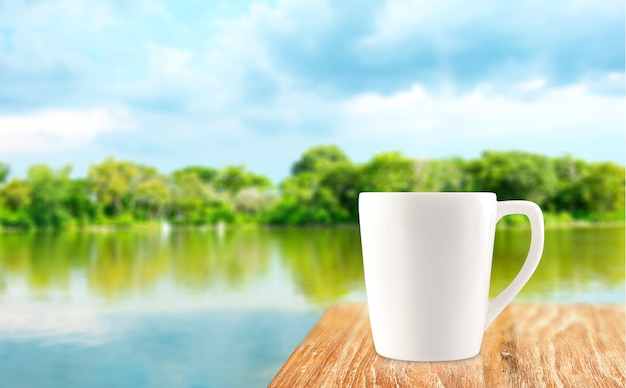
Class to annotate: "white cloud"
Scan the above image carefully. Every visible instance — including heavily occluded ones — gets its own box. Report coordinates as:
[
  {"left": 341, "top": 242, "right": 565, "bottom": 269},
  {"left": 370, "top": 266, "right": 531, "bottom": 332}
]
[
  {"left": 340, "top": 84, "right": 440, "bottom": 135},
  {"left": 363, "top": 0, "right": 622, "bottom": 48},
  {"left": 0, "top": 300, "right": 110, "bottom": 345},
  {"left": 147, "top": 43, "right": 194, "bottom": 78},
  {"left": 338, "top": 79, "right": 625, "bottom": 141},
  {"left": 517, "top": 78, "right": 546, "bottom": 92},
  {"left": 359, "top": 0, "right": 520, "bottom": 51},
  {"left": 0, "top": 108, "right": 134, "bottom": 153}
]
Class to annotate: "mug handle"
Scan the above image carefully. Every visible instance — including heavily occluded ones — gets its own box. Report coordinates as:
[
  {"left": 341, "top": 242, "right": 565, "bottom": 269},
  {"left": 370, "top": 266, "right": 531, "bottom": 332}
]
[{"left": 485, "top": 201, "right": 544, "bottom": 328}]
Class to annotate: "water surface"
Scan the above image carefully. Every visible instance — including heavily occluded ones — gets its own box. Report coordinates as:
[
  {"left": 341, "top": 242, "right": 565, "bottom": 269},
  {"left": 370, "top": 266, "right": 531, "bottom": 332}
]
[{"left": 0, "top": 226, "right": 623, "bottom": 387}]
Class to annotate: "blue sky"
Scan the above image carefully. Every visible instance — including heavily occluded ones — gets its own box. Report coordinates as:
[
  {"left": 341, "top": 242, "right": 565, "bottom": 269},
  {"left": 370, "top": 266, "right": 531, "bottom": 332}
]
[{"left": 0, "top": 0, "right": 624, "bottom": 182}]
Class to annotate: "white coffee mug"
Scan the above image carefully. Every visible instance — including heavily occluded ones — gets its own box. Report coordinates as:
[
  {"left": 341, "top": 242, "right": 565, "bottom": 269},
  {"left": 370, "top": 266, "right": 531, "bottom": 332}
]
[{"left": 358, "top": 192, "right": 544, "bottom": 361}]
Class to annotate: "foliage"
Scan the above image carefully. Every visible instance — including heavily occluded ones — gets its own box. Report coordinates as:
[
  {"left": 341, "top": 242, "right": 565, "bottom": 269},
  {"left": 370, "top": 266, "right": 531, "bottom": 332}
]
[
  {"left": 414, "top": 157, "right": 472, "bottom": 192},
  {"left": 0, "top": 178, "right": 31, "bottom": 211},
  {"left": 471, "top": 151, "right": 558, "bottom": 204},
  {"left": 361, "top": 152, "right": 416, "bottom": 192},
  {"left": 0, "top": 146, "right": 624, "bottom": 229},
  {"left": 291, "top": 145, "right": 350, "bottom": 175},
  {"left": 214, "top": 165, "right": 274, "bottom": 196},
  {"left": 88, "top": 157, "right": 139, "bottom": 217},
  {"left": 134, "top": 178, "right": 171, "bottom": 220},
  {"left": 26, "top": 164, "right": 73, "bottom": 229},
  {"left": 63, "top": 178, "right": 98, "bottom": 224},
  {"left": 172, "top": 166, "right": 218, "bottom": 185},
  {"left": 574, "top": 162, "right": 625, "bottom": 214},
  {"left": 270, "top": 146, "right": 361, "bottom": 225},
  {"left": 0, "top": 162, "right": 9, "bottom": 184}
]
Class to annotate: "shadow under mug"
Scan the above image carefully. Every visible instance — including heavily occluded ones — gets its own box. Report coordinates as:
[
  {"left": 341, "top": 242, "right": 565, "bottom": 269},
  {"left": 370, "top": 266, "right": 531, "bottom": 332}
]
[{"left": 358, "top": 192, "right": 544, "bottom": 362}]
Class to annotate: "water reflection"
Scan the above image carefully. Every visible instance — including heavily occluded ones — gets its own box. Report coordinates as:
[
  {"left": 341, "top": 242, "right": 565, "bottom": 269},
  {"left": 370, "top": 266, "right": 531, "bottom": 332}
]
[
  {"left": 276, "top": 228, "right": 364, "bottom": 305},
  {"left": 0, "top": 230, "right": 276, "bottom": 301},
  {"left": 168, "top": 230, "right": 273, "bottom": 291},
  {"left": 0, "top": 226, "right": 624, "bottom": 305},
  {"left": 0, "top": 226, "right": 623, "bottom": 388},
  {"left": 491, "top": 226, "right": 625, "bottom": 301}
]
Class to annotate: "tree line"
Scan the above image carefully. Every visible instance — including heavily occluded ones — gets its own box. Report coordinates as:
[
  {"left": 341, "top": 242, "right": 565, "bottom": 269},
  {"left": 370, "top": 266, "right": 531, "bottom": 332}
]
[{"left": 0, "top": 145, "right": 623, "bottom": 229}]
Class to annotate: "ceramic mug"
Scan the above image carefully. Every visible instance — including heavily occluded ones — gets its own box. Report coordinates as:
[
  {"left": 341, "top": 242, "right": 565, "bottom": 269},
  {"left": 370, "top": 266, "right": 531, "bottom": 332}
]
[{"left": 358, "top": 192, "right": 544, "bottom": 361}]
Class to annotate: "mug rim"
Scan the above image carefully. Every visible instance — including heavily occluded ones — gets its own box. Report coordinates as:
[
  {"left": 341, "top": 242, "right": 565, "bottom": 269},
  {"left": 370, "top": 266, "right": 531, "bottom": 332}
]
[{"left": 359, "top": 191, "right": 497, "bottom": 197}]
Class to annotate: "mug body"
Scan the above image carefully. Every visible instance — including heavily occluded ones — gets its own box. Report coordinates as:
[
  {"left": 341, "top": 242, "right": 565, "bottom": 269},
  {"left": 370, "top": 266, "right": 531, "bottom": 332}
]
[{"left": 359, "top": 192, "right": 498, "bottom": 361}]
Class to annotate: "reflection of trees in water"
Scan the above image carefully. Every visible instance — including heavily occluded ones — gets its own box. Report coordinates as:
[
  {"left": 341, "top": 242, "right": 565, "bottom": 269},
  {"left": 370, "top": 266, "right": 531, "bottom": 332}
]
[
  {"left": 490, "top": 226, "right": 625, "bottom": 300},
  {"left": 87, "top": 232, "right": 170, "bottom": 298},
  {"left": 0, "top": 232, "right": 172, "bottom": 299},
  {"left": 0, "top": 229, "right": 275, "bottom": 299},
  {"left": 0, "top": 232, "right": 92, "bottom": 292},
  {"left": 275, "top": 228, "right": 364, "bottom": 305},
  {"left": 169, "top": 229, "right": 273, "bottom": 290},
  {"left": 85, "top": 229, "right": 275, "bottom": 298},
  {"left": 0, "top": 226, "right": 622, "bottom": 303}
]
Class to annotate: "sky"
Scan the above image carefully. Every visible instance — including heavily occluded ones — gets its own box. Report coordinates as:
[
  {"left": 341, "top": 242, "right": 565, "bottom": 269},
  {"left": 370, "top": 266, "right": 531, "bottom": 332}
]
[{"left": 0, "top": 0, "right": 624, "bottom": 183}]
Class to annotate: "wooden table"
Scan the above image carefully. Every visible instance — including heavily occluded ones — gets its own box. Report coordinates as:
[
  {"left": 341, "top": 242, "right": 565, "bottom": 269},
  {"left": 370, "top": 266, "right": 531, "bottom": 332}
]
[{"left": 270, "top": 303, "right": 625, "bottom": 387}]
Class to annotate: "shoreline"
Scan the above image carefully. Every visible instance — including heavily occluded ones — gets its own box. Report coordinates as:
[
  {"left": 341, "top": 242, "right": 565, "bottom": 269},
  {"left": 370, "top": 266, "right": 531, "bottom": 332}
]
[{"left": 1, "top": 219, "right": 623, "bottom": 233}]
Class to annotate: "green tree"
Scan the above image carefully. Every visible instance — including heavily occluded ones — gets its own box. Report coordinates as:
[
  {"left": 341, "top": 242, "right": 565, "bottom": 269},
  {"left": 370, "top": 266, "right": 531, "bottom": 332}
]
[
  {"left": 63, "top": 178, "right": 98, "bottom": 224},
  {"left": 0, "top": 177, "right": 32, "bottom": 228},
  {"left": 268, "top": 173, "right": 327, "bottom": 225},
  {"left": 214, "top": 165, "right": 274, "bottom": 196},
  {"left": 27, "top": 164, "right": 72, "bottom": 228},
  {"left": 169, "top": 168, "right": 239, "bottom": 225},
  {"left": 234, "top": 188, "right": 277, "bottom": 219},
  {"left": 361, "top": 151, "right": 416, "bottom": 192},
  {"left": 291, "top": 145, "right": 350, "bottom": 175},
  {"left": 472, "top": 151, "right": 558, "bottom": 205},
  {"left": 172, "top": 166, "right": 218, "bottom": 185},
  {"left": 415, "top": 157, "right": 471, "bottom": 192},
  {"left": 316, "top": 163, "right": 363, "bottom": 223},
  {"left": 126, "top": 164, "right": 171, "bottom": 221},
  {"left": 134, "top": 178, "right": 171, "bottom": 220},
  {"left": 270, "top": 145, "right": 361, "bottom": 225},
  {"left": 169, "top": 171, "right": 214, "bottom": 224},
  {"left": 0, "top": 162, "right": 9, "bottom": 184},
  {"left": 548, "top": 155, "right": 589, "bottom": 212},
  {"left": 574, "top": 161, "right": 625, "bottom": 215},
  {"left": 88, "top": 157, "right": 139, "bottom": 217},
  {"left": 0, "top": 178, "right": 31, "bottom": 211}
]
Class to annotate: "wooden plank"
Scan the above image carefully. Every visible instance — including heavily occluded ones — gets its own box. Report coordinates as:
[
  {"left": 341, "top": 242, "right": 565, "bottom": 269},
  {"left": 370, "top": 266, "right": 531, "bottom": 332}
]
[{"left": 270, "top": 303, "right": 625, "bottom": 387}]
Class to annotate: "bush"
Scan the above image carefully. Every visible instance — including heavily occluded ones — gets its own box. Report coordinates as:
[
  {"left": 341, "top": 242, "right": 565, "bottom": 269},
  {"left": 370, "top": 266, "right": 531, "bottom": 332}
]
[
  {"left": 0, "top": 208, "right": 33, "bottom": 230},
  {"left": 107, "top": 214, "right": 135, "bottom": 228}
]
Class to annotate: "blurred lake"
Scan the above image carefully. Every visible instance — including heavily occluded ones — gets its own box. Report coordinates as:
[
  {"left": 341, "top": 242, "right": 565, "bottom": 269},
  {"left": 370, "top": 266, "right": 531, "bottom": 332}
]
[{"left": 0, "top": 226, "right": 623, "bottom": 387}]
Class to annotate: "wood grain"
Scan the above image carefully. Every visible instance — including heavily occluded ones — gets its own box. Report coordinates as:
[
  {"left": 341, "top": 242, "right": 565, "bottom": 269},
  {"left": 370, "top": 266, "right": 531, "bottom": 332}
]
[{"left": 270, "top": 303, "right": 625, "bottom": 387}]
